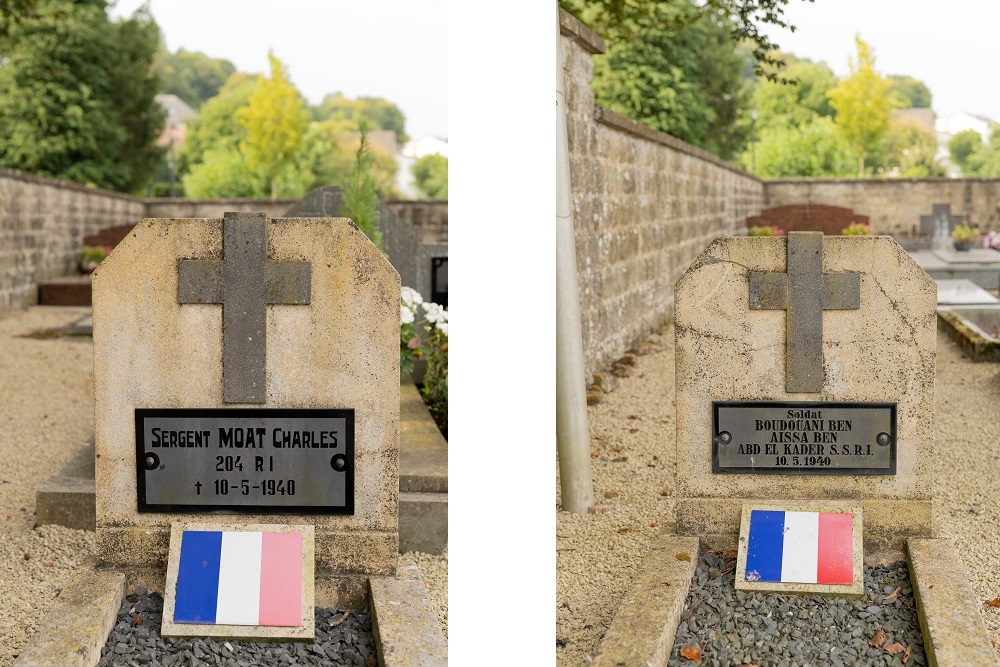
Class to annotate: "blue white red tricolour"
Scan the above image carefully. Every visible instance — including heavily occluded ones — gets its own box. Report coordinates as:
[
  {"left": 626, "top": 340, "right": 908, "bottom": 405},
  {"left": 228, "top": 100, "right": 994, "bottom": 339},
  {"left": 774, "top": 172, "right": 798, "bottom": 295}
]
[
  {"left": 745, "top": 510, "right": 853, "bottom": 584},
  {"left": 173, "top": 530, "right": 302, "bottom": 626}
]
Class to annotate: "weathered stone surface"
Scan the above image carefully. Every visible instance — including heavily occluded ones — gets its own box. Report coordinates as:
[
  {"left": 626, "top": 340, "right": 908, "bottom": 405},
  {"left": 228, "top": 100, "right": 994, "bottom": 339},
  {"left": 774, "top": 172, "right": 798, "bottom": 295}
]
[
  {"left": 14, "top": 570, "right": 125, "bottom": 667},
  {"left": 92, "top": 216, "right": 399, "bottom": 576},
  {"left": 370, "top": 564, "right": 447, "bottom": 667},
  {"left": 590, "top": 534, "right": 699, "bottom": 667},
  {"left": 907, "top": 538, "right": 998, "bottom": 667},
  {"left": 674, "top": 236, "right": 936, "bottom": 551}
]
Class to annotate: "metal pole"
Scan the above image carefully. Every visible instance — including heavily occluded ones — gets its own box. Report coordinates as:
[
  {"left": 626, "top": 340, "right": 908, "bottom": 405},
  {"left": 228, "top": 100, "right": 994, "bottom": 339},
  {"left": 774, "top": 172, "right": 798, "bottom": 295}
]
[
  {"left": 556, "top": 7, "right": 594, "bottom": 514},
  {"left": 168, "top": 135, "right": 176, "bottom": 198}
]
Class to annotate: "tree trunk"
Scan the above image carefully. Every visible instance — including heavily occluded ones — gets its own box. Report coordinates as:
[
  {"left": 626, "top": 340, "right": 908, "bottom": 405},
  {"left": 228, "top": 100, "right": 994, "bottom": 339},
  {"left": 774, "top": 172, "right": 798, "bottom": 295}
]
[
  {"left": 857, "top": 153, "right": 865, "bottom": 178},
  {"left": 271, "top": 177, "right": 278, "bottom": 200}
]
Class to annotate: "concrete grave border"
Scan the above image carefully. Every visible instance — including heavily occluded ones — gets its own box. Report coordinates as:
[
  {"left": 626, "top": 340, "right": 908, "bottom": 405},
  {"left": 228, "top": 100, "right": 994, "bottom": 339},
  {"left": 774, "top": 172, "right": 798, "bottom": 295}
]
[
  {"left": 589, "top": 534, "right": 997, "bottom": 667},
  {"left": 14, "top": 564, "right": 446, "bottom": 667},
  {"left": 735, "top": 501, "right": 863, "bottom": 598}
]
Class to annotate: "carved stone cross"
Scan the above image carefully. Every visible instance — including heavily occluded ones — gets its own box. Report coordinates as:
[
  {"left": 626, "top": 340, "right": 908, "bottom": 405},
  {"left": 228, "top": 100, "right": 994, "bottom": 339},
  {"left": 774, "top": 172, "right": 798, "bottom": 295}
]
[
  {"left": 177, "top": 212, "right": 312, "bottom": 403},
  {"left": 749, "top": 231, "right": 860, "bottom": 393}
]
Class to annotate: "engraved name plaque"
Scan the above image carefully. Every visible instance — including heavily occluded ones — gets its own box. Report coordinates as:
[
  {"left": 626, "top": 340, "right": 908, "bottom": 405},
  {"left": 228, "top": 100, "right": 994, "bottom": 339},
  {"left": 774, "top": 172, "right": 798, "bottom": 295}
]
[
  {"left": 136, "top": 408, "right": 354, "bottom": 513},
  {"left": 712, "top": 401, "right": 896, "bottom": 474}
]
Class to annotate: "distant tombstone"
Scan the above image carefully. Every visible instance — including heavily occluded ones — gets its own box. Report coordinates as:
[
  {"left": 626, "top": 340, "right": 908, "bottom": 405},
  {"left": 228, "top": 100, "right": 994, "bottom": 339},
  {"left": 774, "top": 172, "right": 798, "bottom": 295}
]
[
  {"left": 919, "top": 203, "right": 964, "bottom": 238},
  {"left": 92, "top": 212, "right": 400, "bottom": 587},
  {"left": 674, "top": 231, "right": 936, "bottom": 554},
  {"left": 416, "top": 243, "right": 448, "bottom": 308}
]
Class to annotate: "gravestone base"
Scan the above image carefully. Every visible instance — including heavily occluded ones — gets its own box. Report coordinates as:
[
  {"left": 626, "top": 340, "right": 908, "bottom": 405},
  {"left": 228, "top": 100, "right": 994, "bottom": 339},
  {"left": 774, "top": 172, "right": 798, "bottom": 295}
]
[{"left": 675, "top": 497, "right": 932, "bottom": 555}]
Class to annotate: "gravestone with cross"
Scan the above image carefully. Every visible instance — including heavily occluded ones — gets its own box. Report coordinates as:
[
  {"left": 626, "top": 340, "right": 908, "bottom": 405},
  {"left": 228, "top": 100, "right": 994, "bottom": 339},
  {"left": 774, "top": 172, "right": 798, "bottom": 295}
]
[
  {"left": 674, "top": 231, "right": 935, "bottom": 553},
  {"left": 919, "top": 202, "right": 964, "bottom": 238},
  {"left": 92, "top": 212, "right": 400, "bottom": 590}
]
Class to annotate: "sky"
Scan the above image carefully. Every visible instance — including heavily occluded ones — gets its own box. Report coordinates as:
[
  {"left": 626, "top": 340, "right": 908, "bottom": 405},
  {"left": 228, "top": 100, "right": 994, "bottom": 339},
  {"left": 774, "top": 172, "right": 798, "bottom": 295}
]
[
  {"left": 108, "top": 0, "right": 448, "bottom": 141},
  {"left": 763, "top": 0, "right": 1000, "bottom": 121}
]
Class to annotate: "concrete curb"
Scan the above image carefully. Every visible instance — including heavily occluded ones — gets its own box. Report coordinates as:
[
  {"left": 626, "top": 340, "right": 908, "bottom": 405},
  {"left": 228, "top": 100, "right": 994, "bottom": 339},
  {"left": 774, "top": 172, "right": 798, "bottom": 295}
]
[
  {"left": 907, "top": 538, "right": 999, "bottom": 666},
  {"left": 15, "top": 567, "right": 446, "bottom": 666},
  {"left": 591, "top": 533, "right": 699, "bottom": 667},
  {"left": 13, "top": 570, "right": 125, "bottom": 667}
]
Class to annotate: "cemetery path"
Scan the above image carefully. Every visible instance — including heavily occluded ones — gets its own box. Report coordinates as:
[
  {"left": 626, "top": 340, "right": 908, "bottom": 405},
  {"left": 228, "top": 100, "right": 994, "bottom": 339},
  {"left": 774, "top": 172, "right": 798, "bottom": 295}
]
[
  {"left": 0, "top": 306, "right": 96, "bottom": 667},
  {"left": 0, "top": 307, "right": 447, "bottom": 663},
  {"left": 556, "top": 325, "right": 1000, "bottom": 666}
]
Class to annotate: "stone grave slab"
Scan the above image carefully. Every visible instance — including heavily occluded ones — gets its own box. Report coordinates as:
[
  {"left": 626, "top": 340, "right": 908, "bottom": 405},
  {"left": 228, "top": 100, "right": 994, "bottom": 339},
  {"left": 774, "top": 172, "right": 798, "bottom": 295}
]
[
  {"left": 935, "top": 278, "right": 999, "bottom": 305},
  {"left": 675, "top": 233, "right": 936, "bottom": 552},
  {"left": 92, "top": 213, "right": 399, "bottom": 577},
  {"left": 932, "top": 247, "right": 1000, "bottom": 264},
  {"left": 161, "top": 522, "right": 315, "bottom": 640},
  {"left": 735, "top": 502, "right": 863, "bottom": 597}
]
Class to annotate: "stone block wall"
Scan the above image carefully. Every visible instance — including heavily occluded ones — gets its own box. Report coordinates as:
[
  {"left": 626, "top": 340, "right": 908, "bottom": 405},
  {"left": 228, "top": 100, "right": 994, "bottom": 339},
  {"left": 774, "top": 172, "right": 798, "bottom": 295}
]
[
  {"left": 561, "top": 10, "right": 764, "bottom": 375},
  {"left": 0, "top": 169, "right": 145, "bottom": 312},
  {"left": 386, "top": 200, "right": 448, "bottom": 243},
  {"left": 763, "top": 178, "right": 1000, "bottom": 237},
  {"left": 141, "top": 198, "right": 298, "bottom": 220}
]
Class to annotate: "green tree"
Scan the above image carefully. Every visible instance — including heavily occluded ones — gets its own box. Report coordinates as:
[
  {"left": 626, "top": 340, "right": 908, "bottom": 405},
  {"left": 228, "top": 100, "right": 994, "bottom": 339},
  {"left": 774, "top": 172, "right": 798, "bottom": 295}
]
[
  {"left": 313, "top": 93, "right": 408, "bottom": 144},
  {"left": 827, "top": 36, "right": 893, "bottom": 177},
  {"left": 587, "top": 0, "right": 750, "bottom": 159},
  {"left": 561, "top": 0, "right": 810, "bottom": 83},
  {"left": 0, "top": 0, "right": 165, "bottom": 192},
  {"left": 886, "top": 74, "right": 932, "bottom": 108},
  {"left": 298, "top": 120, "right": 399, "bottom": 198},
  {"left": 878, "top": 116, "right": 944, "bottom": 177},
  {"left": 154, "top": 47, "right": 236, "bottom": 109},
  {"left": 751, "top": 53, "right": 837, "bottom": 132},
  {"left": 412, "top": 154, "right": 447, "bottom": 199},
  {"left": 744, "top": 116, "right": 854, "bottom": 177},
  {"left": 236, "top": 52, "right": 307, "bottom": 199},
  {"left": 948, "top": 129, "right": 982, "bottom": 174},
  {"left": 340, "top": 128, "right": 383, "bottom": 250}
]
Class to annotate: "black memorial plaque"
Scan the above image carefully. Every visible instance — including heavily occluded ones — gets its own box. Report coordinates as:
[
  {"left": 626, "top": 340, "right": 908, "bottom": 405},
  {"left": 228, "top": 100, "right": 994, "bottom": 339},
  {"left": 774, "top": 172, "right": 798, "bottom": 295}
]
[
  {"left": 712, "top": 401, "right": 896, "bottom": 474},
  {"left": 136, "top": 408, "right": 354, "bottom": 514}
]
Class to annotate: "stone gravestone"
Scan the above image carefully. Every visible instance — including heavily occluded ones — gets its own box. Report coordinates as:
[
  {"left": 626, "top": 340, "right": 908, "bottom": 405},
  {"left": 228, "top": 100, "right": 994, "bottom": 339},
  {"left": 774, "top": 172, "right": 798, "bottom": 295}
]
[
  {"left": 92, "top": 212, "right": 399, "bottom": 594},
  {"left": 919, "top": 202, "right": 963, "bottom": 239},
  {"left": 674, "top": 232, "right": 935, "bottom": 553}
]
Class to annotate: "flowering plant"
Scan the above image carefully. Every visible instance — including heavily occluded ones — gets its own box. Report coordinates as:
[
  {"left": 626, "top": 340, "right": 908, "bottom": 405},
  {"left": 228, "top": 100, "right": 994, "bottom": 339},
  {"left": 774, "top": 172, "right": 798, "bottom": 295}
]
[
  {"left": 984, "top": 231, "right": 1000, "bottom": 251},
  {"left": 747, "top": 225, "right": 785, "bottom": 236},
  {"left": 952, "top": 224, "right": 980, "bottom": 244},
  {"left": 841, "top": 223, "right": 873, "bottom": 236},
  {"left": 400, "top": 286, "right": 448, "bottom": 432},
  {"left": 79, "top": 245, "right": 113, "bottom": 271}
]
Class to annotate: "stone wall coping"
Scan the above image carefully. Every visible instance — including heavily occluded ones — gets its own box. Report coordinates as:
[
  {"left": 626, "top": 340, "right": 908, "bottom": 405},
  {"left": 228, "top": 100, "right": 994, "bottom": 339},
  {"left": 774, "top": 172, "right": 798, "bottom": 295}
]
[
  {"left": 558, "top": 7, "right": 605, "bottom": 54},
  {"left": 141, "top": 197, "right": 299, "bottom": 205},
  {"left": 0, "top": 166, "right": 141, "bottom": 202},
  {"left": 385, "top": 199, "right": 448, "bottom": 205},
  {"left": 765, "top": 177, "right": 1000, "bottom": 184},
  {"left": 595, "top": 106, "right": 761, "bottom": 181}
]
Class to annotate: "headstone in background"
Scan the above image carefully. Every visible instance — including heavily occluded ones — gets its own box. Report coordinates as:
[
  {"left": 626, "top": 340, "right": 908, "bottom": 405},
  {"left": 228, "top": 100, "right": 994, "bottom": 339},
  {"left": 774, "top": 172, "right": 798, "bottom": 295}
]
[
  {"left": 674, "top": 232, "right": 936, "bottom": 553},
  {"left": 919, "top": 202, "right": 963, "bottom": 239},
  {"left": 416, "top": 243, "right": 448, "bottom": 308},
  {"left": 92, "top": 213, "right": 399, "bottom": 581}
]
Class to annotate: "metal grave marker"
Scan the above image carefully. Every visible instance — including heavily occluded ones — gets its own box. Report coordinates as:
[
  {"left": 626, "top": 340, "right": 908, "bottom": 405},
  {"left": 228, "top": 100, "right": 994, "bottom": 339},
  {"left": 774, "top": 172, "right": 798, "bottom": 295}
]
[
  {"left": 713, "top": 401, "right": 896, "bottom": 474},
  {"left": 749, "top": 231, "right": 860, "bottom": 393},
  {"left": 136, "top": 409, "right": 354, "bottom": 513}
]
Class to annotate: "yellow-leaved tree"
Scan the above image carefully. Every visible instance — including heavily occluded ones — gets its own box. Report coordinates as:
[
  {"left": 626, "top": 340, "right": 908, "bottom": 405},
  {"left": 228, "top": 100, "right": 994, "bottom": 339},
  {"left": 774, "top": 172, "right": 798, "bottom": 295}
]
[
  {"left": 236, "top": 52, "right": 307, "bottom": 199},
  {"left": 827, "top": 36, "right": 893, "bottom": 177}
]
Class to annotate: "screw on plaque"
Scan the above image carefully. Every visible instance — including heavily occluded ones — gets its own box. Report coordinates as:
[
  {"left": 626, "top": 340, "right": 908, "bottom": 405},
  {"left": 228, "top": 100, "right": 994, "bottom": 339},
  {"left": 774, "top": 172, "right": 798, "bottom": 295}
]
[
  {"left": 331, "top": 454, "right": 347, "bottom": 471},
  {"left": 877, "top": 432, "right": 891, "bottom": 446},
  {"left": 716, "top": 431, "right": 732, "bottom": 445},
  {"left": 144, "top": 453, "right": 160, "bottom": 470}
]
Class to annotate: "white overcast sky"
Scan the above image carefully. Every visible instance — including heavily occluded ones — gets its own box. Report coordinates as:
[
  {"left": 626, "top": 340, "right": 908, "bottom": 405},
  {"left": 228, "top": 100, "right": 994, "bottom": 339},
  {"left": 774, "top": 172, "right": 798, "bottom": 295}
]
[
  {"left": 764, "top": 0, "right": 1000, "bottom": 120},
  {"left": 108, "top": 0, "right": 447, "bottom": 140}
]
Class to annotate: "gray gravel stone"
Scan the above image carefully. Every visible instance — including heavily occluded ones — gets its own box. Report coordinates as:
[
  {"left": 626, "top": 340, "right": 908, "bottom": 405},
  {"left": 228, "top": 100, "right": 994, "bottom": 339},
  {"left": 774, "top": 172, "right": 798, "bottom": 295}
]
[
  {"left": 97, "top": 589, "right": 377, "bottom": 667},
  {"left": 667, "top": 551, "right": 926, "bottom": 667}
]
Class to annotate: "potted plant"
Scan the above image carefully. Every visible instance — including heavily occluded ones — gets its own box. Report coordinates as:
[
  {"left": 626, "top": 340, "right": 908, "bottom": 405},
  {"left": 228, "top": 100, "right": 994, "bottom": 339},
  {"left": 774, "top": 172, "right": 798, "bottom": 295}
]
[
  {"left": 841, "top": 223, "right": 873, "bottom": 236},
  {"left": 79, "top": 245, "right": 112, "bottom": 273},
  {"left": 747, "top": 225, "right": 785, "bottom": 237},
  {"left": 952, "top": 224, "right": 980, "bottom": 251}
]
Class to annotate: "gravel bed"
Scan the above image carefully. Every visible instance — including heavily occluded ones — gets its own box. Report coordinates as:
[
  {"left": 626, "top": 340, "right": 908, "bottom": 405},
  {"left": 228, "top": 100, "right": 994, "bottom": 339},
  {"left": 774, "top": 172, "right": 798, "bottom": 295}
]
[
  {"left": 668, "top": 551, "right": 925, "bottom": 667},
  {"left": 98, "top": 588, "right": 376, "bottom": 667}
]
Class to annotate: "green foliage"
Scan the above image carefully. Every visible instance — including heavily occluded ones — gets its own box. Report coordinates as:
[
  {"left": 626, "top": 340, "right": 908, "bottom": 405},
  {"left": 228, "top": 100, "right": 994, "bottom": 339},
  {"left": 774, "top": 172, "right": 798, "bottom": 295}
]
[
  {"left": 177, "top": 72, "right": 257, "bottom": 175},
  {"left": 949, "top": 129, "right": 982, "bottom": 171},
  {"left": 877, "top": 116, "right": 944, "bottom": 177},
  {"left": 421, "top": 331, "right": 448, "bottom": 433},
  {"left": 747, "top": 225, "right": 784, "bottom": 236},
  {"left": 560, "top": 0, "right": 809, "bottom": 83},
  {"left": 952, "top": 224, "right": 980, "bottom": 243},
  {"left": 586, "top": 0, "right": 750, "bottom": 159},
  {"left": 841, "top": 223, "right": 872, "bottom": 235},
  {"left": 826, "top": 36, "right": 893, "bottom": 176},
  {"left": 0, "top": 0, "right": 165, "bottom": 192},
  {"left": 948, "top": 127, "right": 1000, "bottom": 177},
  {"left": 744, "top": 116, "right": 854, "bottom": 177},
  {"left": 182, "top": 146, "right": 260, "bottom": 197},
  {"left": 237, "top": 52, "right": 308, "bottom": 199},
  {"left": 412, "top": 154, "right": 447, "bottom": 199},
  {"left": 886, "top": 74, "right": 932, "bottom": 108},
  {"left": 298, "top": 120, "right": 399, "bottom": 198},
  {"left": 340, "top": 128, "right": 383, "bottom": 250},
  {"left": 751, "top": 53, "right": 837, "bottom": 132},
  {"left": 154, "top": 47, "right": 236, "bottom": 109},
  {"left": 313, "top": 93, "right": 408, "bottom": 144}
]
